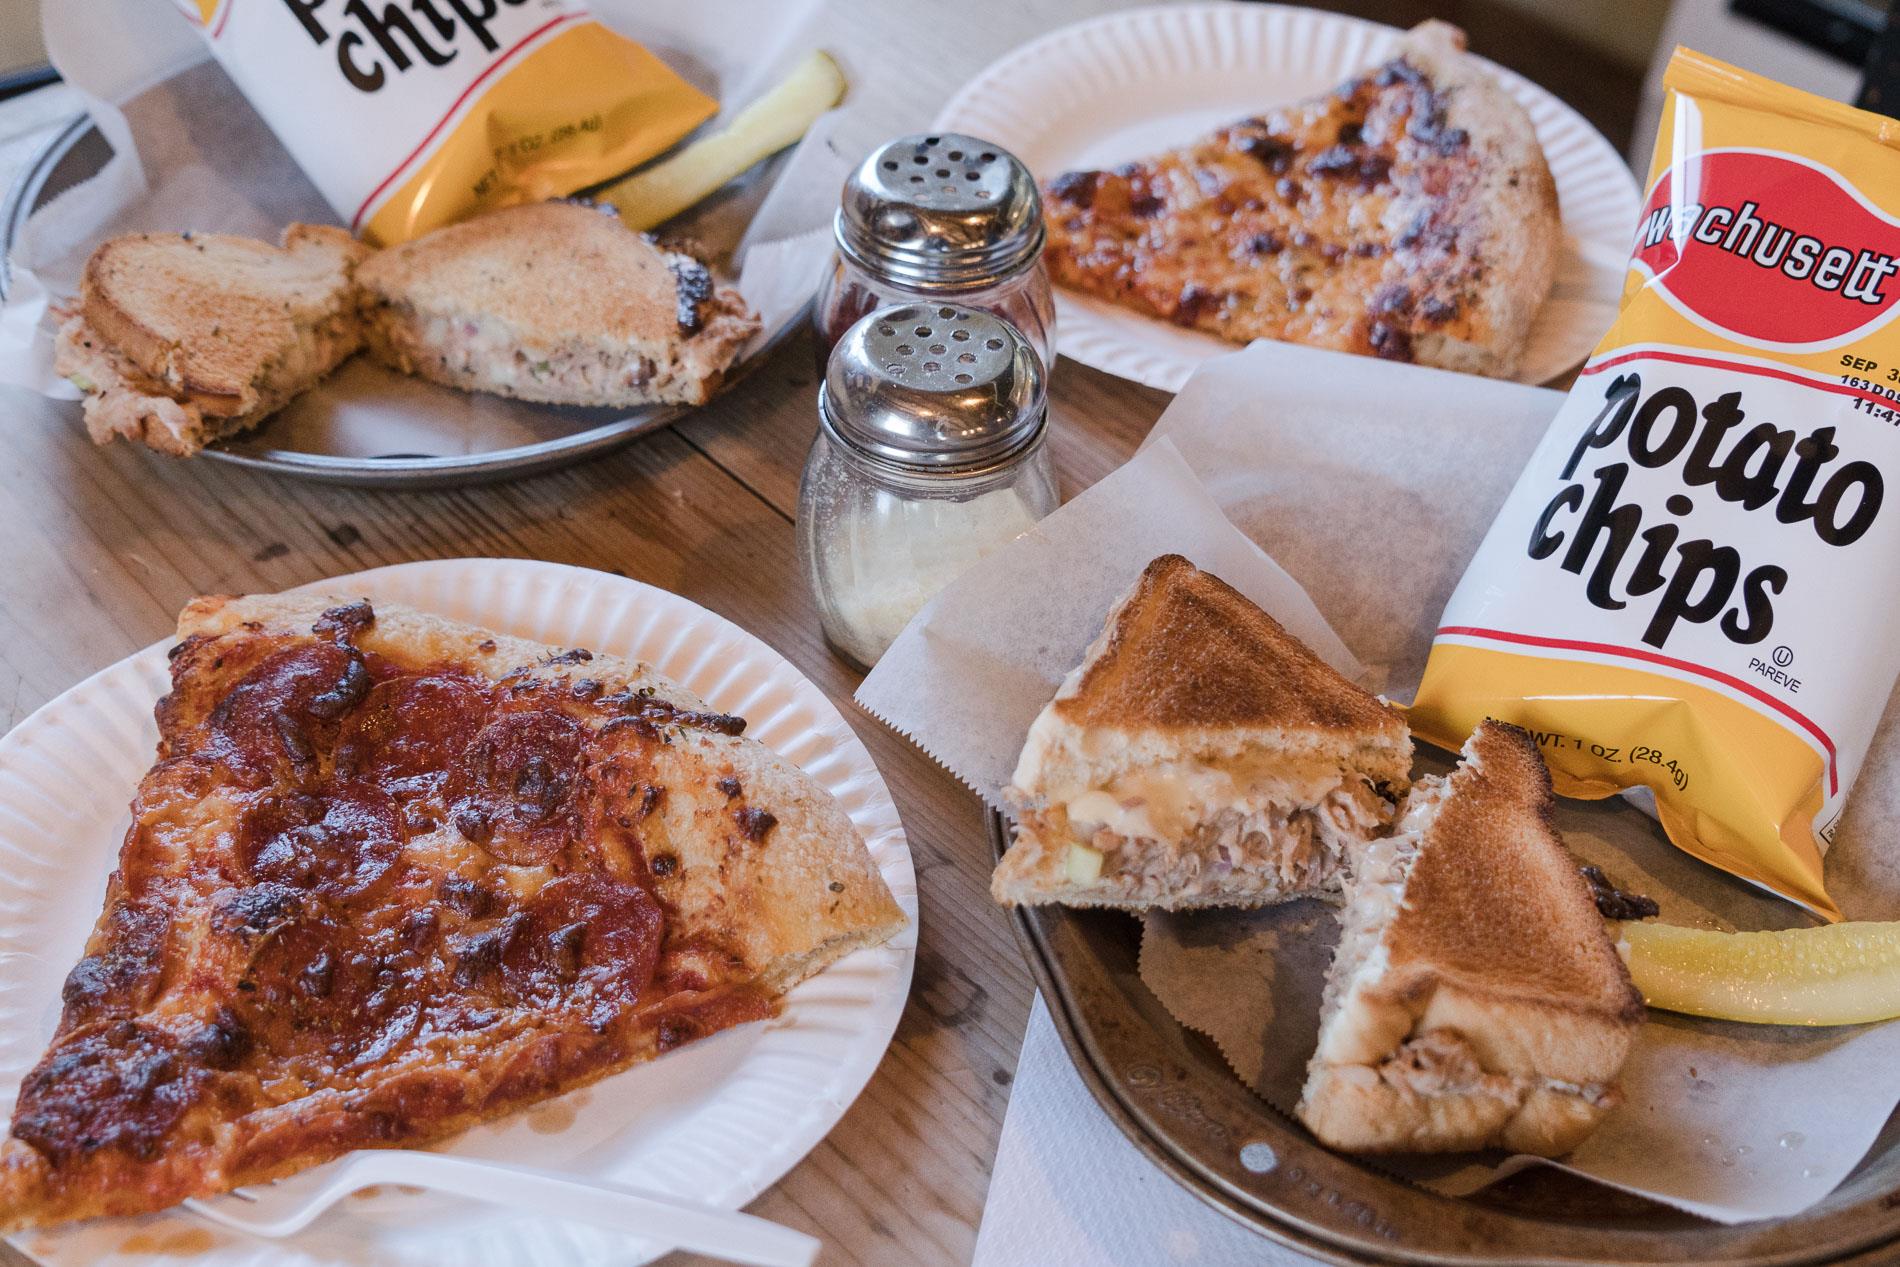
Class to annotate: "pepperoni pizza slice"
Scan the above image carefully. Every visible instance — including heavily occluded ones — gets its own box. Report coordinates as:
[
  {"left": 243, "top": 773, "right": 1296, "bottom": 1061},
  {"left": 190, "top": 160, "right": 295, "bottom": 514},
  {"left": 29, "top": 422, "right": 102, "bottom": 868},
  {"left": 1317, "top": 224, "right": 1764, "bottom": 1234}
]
[
  {"left": 1041, "top": 21, "right": 1559, "bottom": 378},
  {"left": 0, "top": 593, "right": 906, "bottom": 1231}
]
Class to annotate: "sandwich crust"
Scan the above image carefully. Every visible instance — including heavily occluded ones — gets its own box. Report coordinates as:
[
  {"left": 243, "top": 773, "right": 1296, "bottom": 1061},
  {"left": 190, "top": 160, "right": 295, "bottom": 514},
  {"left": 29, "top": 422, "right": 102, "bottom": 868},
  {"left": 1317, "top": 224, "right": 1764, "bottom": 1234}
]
[
  {"left": 1300, "top": 722, "right": 1644, "bottom": 1157},
  {"left": 355, "top": 202, "right": 761, "bottom": 408},
  {"left": 1384, "top": 725, "right": 1642, "bottom": 1024}
]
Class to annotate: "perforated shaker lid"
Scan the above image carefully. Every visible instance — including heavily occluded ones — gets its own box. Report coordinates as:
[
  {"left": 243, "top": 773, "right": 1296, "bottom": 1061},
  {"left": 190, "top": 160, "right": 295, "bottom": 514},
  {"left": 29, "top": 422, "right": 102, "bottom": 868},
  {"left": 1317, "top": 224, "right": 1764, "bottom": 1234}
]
[
  {"left": 820, "top": 303, "right": 1046, "bottom": 473},
  {"left": 835, "top": 134, "right": 1044, "bottom": 287}
]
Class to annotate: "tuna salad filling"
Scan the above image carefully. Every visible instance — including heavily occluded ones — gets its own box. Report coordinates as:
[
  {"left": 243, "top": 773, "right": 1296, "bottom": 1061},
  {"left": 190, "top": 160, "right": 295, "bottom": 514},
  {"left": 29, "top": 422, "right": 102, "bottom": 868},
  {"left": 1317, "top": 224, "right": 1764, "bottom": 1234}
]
[
  {"left": 1353, "top": 1029, "right": 1619, "bottom": 1110},
  {"left": 54, "top": 309, "right": 359, "bottom": 456},
  {"left": 359, "top": 287, "right": 757, "bottom": 408},
  {"left": 1045, "top": 771, "right": 1396, "bottom": 903},
  {"left": 1317, "top": 771, "right": 1450, "bottom": 1022}
]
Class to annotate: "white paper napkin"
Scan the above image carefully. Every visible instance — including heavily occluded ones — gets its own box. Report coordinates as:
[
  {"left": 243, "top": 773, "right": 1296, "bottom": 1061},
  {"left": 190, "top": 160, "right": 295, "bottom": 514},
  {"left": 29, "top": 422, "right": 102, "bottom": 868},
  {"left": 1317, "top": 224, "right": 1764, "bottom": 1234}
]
[{"left": 974, "top": 995, "right": 1317, "bottom": 1267}]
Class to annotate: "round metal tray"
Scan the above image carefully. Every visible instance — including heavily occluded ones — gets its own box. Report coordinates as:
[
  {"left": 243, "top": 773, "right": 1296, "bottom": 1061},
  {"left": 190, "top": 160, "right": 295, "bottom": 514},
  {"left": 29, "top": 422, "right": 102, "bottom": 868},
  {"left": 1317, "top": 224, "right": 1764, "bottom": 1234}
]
[
  {"left": 2, "top": 115, "right": 806, "bottom": 488},
  {"left": 987, "top": 810, "right": 1900, "bottom": 1265}
]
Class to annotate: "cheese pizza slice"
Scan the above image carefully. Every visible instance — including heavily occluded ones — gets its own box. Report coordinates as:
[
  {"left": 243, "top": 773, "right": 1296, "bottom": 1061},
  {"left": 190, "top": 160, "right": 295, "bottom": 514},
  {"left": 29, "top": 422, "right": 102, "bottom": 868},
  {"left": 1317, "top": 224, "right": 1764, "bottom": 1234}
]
[
  {"left": 0, "top": 594, "right": 906, "bottom": 1231},
  {"left": 1041, "top": 21, "right": 1559, "bottom": 378}
]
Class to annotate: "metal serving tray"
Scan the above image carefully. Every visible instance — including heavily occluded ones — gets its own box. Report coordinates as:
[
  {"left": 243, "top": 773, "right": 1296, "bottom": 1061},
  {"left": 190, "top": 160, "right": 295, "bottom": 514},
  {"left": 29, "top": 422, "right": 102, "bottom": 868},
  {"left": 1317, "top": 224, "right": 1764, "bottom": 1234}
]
[
  {"left": 1, "top": 116, "right": 805, "bottom": 489},
  {"left": 987, "top": 809, "right": 1900, "bottom": 1265}
]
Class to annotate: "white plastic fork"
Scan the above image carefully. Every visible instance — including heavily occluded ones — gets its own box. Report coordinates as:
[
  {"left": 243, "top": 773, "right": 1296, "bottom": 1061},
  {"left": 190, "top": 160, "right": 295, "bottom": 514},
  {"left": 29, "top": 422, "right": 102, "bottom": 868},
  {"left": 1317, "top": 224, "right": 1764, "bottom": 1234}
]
[{"left": 184, "top": 1150, "right": 819, "bottom": 1267}]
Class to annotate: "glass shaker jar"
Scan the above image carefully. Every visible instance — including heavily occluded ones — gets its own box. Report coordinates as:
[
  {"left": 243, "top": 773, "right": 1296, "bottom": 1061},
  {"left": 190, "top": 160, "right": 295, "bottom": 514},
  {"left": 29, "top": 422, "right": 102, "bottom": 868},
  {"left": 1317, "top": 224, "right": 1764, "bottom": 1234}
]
[
  {"left": 813, "top": 133, "right": 1057, "bottom": 373},
  {"left": 799, "top": 302, "right": 1059, "bottom": 670}
]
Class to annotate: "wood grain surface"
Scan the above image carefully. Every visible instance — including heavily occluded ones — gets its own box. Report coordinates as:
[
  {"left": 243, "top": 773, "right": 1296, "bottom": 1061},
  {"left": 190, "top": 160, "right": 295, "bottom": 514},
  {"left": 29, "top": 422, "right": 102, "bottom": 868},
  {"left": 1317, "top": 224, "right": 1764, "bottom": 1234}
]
[{"left": 0, "top": 2, "right": 1637, "bottom": 1262}]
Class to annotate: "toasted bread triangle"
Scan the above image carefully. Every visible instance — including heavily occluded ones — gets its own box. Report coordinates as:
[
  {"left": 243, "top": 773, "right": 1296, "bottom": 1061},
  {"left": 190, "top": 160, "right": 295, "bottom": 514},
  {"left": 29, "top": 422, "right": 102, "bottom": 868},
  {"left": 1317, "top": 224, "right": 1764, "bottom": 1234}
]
[
  {"left": 1385, "top": 723, "right": 1642, "bottom": 1013},
  {"left": 1055, "top": 555, "right": 1404, "bottom": 742},
  {"left": 1299, "top": 722, "right": 1644, "bottom": 1156},
  {"left": 355, "top": 202, "right": 760, "bottom": 408},
  {"left": 80, "top": 225, "right": 365, "bottom": 411},
  {"left": 996, "top": 556, "right": 1410, "bottom": 910},
  {"left": 54, "top": 225, "right": 367, "bottom": 455}
]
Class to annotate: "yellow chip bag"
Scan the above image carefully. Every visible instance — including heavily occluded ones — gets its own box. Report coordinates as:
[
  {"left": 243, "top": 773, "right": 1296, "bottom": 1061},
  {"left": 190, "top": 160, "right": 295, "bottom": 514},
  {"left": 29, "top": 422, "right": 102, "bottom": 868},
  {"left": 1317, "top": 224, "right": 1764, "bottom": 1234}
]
[
  {"left": 172, "top": 0, "right": 716, "bottom": 244},
  {"left": 1410, "top": 50, "right": 1900, "bottom": 918}
]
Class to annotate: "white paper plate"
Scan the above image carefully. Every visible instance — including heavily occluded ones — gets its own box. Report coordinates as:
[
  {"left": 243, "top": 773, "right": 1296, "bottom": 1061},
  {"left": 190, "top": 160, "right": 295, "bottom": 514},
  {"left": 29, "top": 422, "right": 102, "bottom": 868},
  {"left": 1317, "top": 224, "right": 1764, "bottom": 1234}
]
[
  {"left": 933, "top": 2, "right": 1640, "bottom": 391},
  {"left": 0, "top": 559, "right": 917, "bottom": 1267}
]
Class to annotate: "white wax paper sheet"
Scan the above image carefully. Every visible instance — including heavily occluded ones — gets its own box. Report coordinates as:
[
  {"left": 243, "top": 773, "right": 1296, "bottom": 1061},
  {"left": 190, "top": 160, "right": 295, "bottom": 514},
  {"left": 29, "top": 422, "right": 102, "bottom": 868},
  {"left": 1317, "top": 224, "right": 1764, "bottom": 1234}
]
[
  {"left": 856, "top": 436, "right": 1362, "bottom": 811},
  {"left": 859, "top": 339, "right": 1900, "bottom": 1223},
  {"left": 0, "top": 0, "right": 840, "bottom": 455}
]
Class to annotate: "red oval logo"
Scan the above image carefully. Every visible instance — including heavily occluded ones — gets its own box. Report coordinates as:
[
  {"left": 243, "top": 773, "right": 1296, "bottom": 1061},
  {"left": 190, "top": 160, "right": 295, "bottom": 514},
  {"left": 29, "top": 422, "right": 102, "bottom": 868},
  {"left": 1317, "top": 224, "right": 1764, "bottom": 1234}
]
[{"left": 1632, "top": 151, "right": 1900, "bottom": 346}]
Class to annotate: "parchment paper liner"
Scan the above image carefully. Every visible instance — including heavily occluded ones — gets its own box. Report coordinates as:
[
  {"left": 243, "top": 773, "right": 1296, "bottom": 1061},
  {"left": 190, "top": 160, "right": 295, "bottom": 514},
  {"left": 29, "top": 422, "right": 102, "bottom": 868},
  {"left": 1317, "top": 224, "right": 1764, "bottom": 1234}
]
[{"left": 861, "top": 342, "right": 1900, "bottom": 1223}]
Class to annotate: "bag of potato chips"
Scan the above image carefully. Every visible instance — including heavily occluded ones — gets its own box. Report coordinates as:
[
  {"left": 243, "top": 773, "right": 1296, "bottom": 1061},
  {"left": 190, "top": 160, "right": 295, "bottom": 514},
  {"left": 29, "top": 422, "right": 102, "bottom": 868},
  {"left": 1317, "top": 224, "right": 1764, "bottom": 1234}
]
[
  {"left": 1410, "top": 49, "right": 1900, "bottom": 918},
  {"left": 171, "top": 0, "right": 716, "bottom": 244}
]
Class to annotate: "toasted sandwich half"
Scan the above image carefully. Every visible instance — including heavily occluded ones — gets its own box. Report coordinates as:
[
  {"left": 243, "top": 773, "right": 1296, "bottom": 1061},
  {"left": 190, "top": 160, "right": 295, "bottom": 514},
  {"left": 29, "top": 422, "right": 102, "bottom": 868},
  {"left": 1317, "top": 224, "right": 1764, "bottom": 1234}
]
[
  {"left": 1298, "top": 721, "right": 1646, "bottom": 1157},
  {"left": 54, "top": 225, "right": 368, "bottom": 456},
  {"left": 993, "top": 555, "right": 1412, "bottom": 910},
  {"left": 355, "top": 202, "right": 761, "bottom": 409}
]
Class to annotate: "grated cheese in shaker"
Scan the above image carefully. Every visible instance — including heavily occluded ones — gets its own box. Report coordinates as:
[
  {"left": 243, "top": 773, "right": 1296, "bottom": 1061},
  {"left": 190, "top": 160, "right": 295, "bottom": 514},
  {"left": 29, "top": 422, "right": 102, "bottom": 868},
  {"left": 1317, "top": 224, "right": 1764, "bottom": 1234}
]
[{"left": 798, "top": 303, "right": 1056, "bottom": 669}]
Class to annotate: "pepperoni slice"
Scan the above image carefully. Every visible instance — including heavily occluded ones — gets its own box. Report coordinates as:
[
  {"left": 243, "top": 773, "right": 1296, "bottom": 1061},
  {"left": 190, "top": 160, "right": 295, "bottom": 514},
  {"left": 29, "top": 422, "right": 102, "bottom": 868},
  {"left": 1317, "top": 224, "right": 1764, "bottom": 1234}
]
[
  {"left": 238, "top": 908, "right": 431, "bottom": 1069},
  {"left": 336, "top": 673, "right": 492, "bottom": 787},
  {"left": 206, "top": 643, "right": 370, "bottom": 786},
  {"left": 238, "top": 782, "right": 402, "bottom": 902},
  {"left": 500, "top": 874, "right": 663, "bottom": 1020},
  {"left": 11, "top": 1020, "right": 209, "bottom": 1165},
  {"left": 445, "top": 712, "right": 590, "bottom": 864}
]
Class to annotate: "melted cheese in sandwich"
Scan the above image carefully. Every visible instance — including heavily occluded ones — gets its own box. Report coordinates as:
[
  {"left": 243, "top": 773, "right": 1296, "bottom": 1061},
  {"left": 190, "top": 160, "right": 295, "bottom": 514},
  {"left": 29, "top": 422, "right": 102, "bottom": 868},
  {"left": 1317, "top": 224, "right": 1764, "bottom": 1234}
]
[{"left": 1061, "top": 756, "right": 1352, "bottom": 842}]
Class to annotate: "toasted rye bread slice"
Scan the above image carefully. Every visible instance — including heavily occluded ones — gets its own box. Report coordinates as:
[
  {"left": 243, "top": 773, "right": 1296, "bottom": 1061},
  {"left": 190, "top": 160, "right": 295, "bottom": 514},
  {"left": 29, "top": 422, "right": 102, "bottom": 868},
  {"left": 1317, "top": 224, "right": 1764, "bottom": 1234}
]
[
  {"left": 53, "top": 225, "right": 367, "bottom": 456},
  {"left": 1298, "top": 721, "right": 1645, "bottom": 1157},
  {"left": 994, "top": 555, "right": 1411, "bottom": 910},
  {"left": 355, "top": 202, "right": 761, "bottom": 409}
]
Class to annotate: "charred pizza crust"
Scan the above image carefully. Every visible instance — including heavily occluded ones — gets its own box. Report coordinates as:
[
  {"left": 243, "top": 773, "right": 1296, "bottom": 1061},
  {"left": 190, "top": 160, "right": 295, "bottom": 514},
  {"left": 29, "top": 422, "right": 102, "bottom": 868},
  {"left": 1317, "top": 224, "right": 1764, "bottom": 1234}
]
[
  {"left": 1041, "top": 21, "right": 1559, "bottom": 378},
  {"left": 0, "top": 594, "right": 904, "bottom": 1231}
]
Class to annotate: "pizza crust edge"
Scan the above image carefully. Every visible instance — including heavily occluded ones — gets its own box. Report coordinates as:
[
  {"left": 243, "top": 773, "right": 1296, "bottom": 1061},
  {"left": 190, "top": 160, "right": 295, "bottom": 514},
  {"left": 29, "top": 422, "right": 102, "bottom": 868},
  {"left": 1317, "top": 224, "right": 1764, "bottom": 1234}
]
[{"left": 1389, "top": 21, "right": 1561, "bottom": 378}]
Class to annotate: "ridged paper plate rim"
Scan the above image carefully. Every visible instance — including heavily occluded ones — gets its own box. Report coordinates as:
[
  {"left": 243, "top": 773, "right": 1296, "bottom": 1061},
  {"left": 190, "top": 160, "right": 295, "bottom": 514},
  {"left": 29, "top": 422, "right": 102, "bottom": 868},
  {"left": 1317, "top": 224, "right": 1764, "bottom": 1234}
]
[
  {"left": 0, "top": 558, "right": 916, "bottom": 1267},
  {"left": 933, "top": 1, "right": 1640, "bottom": 391}
]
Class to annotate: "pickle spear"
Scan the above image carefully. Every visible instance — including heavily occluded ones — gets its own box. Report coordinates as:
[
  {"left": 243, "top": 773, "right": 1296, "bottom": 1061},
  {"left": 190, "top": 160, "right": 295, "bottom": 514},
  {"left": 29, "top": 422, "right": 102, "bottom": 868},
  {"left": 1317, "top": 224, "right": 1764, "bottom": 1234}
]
[
  {"left": 1619, "top": 918, "right": 1900, "bottom": 1025},
  {"left": 601, "top": 50, "right": 847, "bottom": 232}
]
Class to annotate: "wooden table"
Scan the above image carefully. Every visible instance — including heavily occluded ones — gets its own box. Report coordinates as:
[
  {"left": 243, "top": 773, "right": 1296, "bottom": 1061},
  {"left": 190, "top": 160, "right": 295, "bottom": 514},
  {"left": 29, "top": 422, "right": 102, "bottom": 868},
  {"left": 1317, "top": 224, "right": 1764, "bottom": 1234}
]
[{"left": 0, "top": 2, "right": 1638, "bottom": 1262}]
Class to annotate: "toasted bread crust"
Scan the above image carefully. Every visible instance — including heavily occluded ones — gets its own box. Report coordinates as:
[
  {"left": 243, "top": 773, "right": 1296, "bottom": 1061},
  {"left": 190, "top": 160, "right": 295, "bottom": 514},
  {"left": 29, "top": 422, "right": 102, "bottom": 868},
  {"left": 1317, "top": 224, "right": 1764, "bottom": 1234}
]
[
  {"left": 1055, "top": 555, "right": 1406, "bottom": 741},
  {"left": 355, "top": 203, "right": 760, "bottom": 408},
  {"left": 1385, "top": 723, "right": 1643, "bottom": 1024}
]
